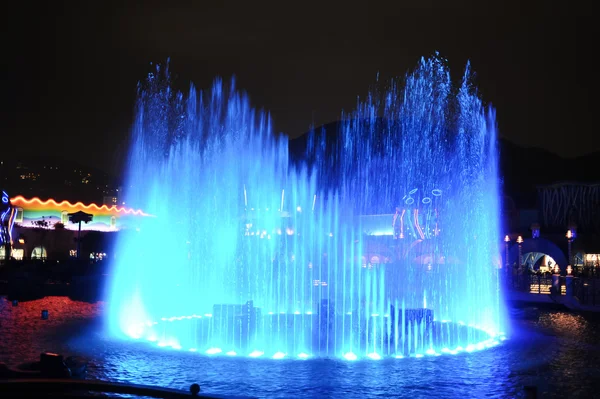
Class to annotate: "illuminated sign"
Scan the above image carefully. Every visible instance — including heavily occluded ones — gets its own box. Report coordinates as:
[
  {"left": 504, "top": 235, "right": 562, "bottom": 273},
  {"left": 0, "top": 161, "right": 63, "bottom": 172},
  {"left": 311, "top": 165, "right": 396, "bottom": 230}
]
[
  {"left": 9, "top": 196, "right": 150, "bottom": 232},
  {"left": 1, "top": 191, "right": 16, "bottom": 244}
]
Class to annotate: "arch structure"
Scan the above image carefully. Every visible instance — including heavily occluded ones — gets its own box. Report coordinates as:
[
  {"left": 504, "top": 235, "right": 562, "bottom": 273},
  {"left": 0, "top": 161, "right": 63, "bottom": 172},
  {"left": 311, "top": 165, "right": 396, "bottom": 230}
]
[{"left": 508, "top": 237, "right": 567, "bottom": 269}]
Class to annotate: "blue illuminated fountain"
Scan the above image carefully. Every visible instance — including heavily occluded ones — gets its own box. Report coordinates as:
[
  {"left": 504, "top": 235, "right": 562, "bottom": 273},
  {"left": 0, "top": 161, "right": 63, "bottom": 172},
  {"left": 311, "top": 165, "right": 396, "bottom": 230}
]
[{"left": 107, "top": 55, "right": 506, "bottom": 360}]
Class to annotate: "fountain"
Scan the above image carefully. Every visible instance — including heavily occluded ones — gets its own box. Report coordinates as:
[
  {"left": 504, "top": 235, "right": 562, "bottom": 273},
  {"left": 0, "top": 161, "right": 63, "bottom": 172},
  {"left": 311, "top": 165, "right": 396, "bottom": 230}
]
[{"left": 107, "top": 55, "right": 506, "bottom": 360}]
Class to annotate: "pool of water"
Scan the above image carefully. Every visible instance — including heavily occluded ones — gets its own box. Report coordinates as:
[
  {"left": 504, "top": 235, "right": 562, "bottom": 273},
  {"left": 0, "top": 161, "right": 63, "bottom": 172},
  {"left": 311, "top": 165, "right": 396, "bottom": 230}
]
[{"left": 1, "top": 296, "right": 599, "bottom": 398}]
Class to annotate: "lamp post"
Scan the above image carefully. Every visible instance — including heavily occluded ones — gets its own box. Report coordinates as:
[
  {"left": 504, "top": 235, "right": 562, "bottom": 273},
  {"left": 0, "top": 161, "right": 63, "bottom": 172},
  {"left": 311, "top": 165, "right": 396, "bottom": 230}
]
[
  {"left": 504, "top": 235, "right": 510, "bottom": 278},
  {"left": 516, "top": 235, "right": 523, "bottom": 273},
  {"left": 566, "top": 229, "right": 573, "bottom": 271},
  {"left": 551, "top": 262, "right": 561, "bottom": 296}
]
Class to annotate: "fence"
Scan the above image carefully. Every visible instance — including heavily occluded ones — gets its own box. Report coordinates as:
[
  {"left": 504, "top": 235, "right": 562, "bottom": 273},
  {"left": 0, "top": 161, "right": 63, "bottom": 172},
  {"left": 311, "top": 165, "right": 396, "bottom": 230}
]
[{"left": 506, "top": 270, "right": 600, "bottom": 307}]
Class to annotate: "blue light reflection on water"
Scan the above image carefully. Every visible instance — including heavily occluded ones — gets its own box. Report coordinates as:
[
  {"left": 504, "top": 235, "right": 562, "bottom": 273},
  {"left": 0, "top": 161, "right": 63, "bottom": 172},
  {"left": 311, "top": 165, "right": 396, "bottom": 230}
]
[
  {"left": 87, "top": 335, "right": 517, "bottom": 398},
  {"left": 77, "top": 311, "right": 600, "bottom": 398},
  {"left": 1, "top": 297, "right": 600, "bottom": 398},
  {"left": 67, "top": 324, "right": 557, "bottom": 399}
]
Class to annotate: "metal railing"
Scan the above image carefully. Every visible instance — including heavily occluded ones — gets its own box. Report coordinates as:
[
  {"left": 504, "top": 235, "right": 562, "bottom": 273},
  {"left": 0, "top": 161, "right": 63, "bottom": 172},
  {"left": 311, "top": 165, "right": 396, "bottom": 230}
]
[{"left": 505, "top": 268, "right": 600, "bottom": 307}]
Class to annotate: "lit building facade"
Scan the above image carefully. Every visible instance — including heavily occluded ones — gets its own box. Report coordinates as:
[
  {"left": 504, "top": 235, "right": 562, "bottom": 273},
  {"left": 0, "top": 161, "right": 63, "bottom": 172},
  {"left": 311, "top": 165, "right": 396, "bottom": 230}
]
[
  {"left": 1, "top": 195, "right": 149, "bottom": 261},
  {"left": 9, "top": 196, "right": 148, "bottom": 232}
]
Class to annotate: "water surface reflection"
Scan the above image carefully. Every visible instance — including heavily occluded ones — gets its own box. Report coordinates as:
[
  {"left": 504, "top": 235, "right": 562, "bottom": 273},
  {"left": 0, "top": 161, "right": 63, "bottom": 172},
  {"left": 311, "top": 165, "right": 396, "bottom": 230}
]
[{"left": 1, "top": 297, "right": 599, "bottom": 398}]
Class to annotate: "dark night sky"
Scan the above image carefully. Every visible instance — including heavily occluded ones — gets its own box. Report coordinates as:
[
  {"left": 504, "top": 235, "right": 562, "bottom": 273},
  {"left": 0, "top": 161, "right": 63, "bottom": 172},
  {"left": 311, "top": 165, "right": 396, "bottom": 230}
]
[{"left": 2, "top": 1, "right": 595, "bottom": 176}]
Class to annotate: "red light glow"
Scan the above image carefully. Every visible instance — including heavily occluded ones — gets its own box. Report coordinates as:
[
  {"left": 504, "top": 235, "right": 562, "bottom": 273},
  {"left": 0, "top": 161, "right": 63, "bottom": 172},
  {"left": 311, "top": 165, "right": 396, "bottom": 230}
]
[{"left": 10, "top": 196, "right": 150, "bottom": 217}]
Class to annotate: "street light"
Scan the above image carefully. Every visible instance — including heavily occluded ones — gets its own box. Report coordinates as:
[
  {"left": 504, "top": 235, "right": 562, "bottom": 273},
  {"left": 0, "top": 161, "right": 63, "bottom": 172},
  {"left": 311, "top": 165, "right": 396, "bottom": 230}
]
[
  {"left": 566, "top": 229, "right": 573, "bottom": 272},
  {"left": 504, "top": 235, "right": 510, "bottom": 275},
  {"left": 516, "top": 236, "right": 523, "bottom": 272}
]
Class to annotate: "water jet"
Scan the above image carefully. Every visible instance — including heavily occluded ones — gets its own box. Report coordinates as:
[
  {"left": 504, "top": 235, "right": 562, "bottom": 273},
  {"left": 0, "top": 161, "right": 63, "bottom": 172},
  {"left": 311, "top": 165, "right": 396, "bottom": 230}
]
[{"left": 107, "top": 55, "right": 506, "bottom": 360}]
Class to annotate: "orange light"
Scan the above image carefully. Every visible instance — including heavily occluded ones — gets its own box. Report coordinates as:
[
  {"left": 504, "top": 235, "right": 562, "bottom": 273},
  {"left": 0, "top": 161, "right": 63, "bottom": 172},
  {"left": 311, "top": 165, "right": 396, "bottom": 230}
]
[{"left": 10, "top": 196, "right": 150, "bottom": 216}]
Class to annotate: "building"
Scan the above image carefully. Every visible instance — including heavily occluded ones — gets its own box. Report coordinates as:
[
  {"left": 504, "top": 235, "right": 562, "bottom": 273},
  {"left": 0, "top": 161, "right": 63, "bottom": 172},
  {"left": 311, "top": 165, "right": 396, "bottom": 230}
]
[
  {"left": 503, "top": 182, "right": 600, "bottom": 274},
  {"left": 0, "top": 195, "right": 149, "bottom": 261},
  {"left": 537, "top": 182, "right": 600, "bottom": 233}
]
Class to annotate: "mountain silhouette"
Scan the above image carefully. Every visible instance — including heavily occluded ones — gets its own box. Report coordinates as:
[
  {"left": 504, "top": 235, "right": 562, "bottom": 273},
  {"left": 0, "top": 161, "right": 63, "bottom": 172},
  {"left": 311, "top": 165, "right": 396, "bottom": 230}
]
[{"left": 289, "top": 121, "right": 600, "bottom": 208}]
